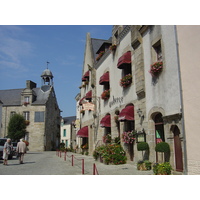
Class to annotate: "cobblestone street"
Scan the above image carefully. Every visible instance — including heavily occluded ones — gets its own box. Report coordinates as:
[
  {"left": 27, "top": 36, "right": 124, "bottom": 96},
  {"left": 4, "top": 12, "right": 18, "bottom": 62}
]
[{"left": 0, "top": 151, "right": 154, "bottom": 175}]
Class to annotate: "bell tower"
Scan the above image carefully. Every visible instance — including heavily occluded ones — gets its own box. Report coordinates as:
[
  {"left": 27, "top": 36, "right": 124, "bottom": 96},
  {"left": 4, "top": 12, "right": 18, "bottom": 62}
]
[{"left": 41, "top": 62, "right": 54, "bottom": 86}]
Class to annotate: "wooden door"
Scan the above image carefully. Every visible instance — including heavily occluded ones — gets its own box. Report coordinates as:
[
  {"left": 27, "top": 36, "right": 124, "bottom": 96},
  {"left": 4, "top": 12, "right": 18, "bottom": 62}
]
[{"left": 173, "top": 126, "right": 183, "bottom": 172}]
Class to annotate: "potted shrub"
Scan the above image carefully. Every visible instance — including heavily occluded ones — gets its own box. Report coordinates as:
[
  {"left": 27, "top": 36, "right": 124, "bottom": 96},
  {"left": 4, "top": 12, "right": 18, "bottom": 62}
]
[
  {"left": 120, "top": 74, "right": 132, "bottom": 88},
  {"left": 155, "top": 142, "right": 170, "bottom": 162},
  {"left": 137, "top": 142, "right": 149, "bottom": 160},
  {"left": 144, "top": 160, "right": 152, "bottom": 170},
  {"left": 137, "top": 160, "right": 152, "bottom": 170},
  {"left": 153, "top": 162, "right": 172, "bottom": 175}
]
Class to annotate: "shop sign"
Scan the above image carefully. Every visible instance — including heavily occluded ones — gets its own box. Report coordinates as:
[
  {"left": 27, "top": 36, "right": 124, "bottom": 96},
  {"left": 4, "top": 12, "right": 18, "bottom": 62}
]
[{"left": 82, "top": 102, "right": 95, "bottom": 111}]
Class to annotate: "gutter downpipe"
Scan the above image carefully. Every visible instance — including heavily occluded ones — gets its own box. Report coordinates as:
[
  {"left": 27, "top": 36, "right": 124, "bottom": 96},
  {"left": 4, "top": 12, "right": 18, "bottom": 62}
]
[{"left": 174, "top": 25, "right": 188, "bottom": 175}]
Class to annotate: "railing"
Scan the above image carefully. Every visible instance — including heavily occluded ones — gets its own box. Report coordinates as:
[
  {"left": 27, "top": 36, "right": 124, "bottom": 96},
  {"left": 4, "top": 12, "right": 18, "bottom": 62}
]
[
  {"left": 93, "top": 163, "right": 99, "bottom": 175},
  {"left": 56, "top": 150, "right": 99, "bottom": 175}
]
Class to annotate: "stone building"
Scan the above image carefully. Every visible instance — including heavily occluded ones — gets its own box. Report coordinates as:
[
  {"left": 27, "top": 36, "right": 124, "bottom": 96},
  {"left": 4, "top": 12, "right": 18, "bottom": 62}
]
[
  {"left": 0, "top": 68, "right": 61, "bottom": 151},
  {"left": 60, "top": 116, "right": 76, "bottom": 149},
  {"left": 76, "top": 25, "right": 200, "bottom": 175}
]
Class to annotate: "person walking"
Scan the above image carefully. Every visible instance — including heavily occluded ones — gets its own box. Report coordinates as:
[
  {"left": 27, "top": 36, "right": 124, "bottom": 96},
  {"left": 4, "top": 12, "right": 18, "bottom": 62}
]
[
  {"left": 16, "top": 139, "right": 27, "bottom": 164},
  {"left": 3, "top": 138, "right": 12, "bottom": 165}
]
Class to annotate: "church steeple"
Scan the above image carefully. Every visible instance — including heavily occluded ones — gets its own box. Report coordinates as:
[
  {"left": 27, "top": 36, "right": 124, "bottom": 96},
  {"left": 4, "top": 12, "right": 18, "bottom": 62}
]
[{"left": 41, "top": 62, "right": 54, "bottom": 86}]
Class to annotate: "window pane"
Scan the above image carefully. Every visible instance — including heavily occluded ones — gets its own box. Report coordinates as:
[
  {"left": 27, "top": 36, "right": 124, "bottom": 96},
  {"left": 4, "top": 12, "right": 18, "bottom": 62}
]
[{"left": 34, "top": 111, "right": 44, "bottom": 122}]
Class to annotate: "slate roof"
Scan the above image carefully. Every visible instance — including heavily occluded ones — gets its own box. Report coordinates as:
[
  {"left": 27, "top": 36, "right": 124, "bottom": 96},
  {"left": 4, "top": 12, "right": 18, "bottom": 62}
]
[
  {"left": 62, "top": 116, "right": 76, "bottom": 125},
  {"left": 0, "top": 87, "right": 51, "bottom": 106},
  {"left": 91, "top": 38, "right": 108, "bottom": 61}
]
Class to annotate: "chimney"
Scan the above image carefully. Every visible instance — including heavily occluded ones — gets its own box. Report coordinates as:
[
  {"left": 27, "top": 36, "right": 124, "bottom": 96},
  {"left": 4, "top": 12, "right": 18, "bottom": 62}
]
[{"left": 26, "top": 80, "right": 37, "bottom": 89}]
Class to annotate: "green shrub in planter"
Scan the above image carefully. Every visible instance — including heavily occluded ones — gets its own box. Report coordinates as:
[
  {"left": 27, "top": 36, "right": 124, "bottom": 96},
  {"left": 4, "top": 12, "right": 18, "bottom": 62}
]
[
  {"left": 144, "top": 160, "right": 152, "bottom": 170},
  {"left": 153, "top": 162, "right": 172, "bottom": 175},
  {"left": 137, "top": 160, "right": 152, "bottom": 170},
  {"left": 137, "top": 142, "right": 149, "bottom": 151},
  {"left": 137, "top": 160, "right": 144, "bottom": 170},
  {"left": 155, "top": 142, "right": 170, "bottom": 152}
]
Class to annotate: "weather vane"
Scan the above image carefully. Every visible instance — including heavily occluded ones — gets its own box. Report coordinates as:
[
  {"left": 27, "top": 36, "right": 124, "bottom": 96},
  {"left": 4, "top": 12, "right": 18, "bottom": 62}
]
[{"left": 47, "top": 61, "right": 50, "bottom": 69}]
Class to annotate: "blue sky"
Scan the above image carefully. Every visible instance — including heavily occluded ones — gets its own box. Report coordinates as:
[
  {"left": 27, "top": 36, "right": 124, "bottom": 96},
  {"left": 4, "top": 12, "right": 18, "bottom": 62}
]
[{"left": 0, "top": 25, "right": 113, "bottom": 117}]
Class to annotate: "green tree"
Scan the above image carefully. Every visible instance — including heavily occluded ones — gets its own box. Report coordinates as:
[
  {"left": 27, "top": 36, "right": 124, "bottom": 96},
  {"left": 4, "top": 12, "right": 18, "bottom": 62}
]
[{"left": 7, "top": 113, "right": 26, "bottom": 141}]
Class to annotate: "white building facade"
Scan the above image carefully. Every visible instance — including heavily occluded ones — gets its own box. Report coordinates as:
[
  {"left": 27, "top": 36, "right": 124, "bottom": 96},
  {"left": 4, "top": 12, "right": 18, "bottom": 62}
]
[{"left": 76, "top": 25, "right": 200, "bottom": 174}]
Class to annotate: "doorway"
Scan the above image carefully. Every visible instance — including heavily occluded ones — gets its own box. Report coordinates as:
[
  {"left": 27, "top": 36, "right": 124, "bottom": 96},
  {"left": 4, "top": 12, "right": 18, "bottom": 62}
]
[{"left": 172, "top": 125, "right": 183, "bottom": 172}]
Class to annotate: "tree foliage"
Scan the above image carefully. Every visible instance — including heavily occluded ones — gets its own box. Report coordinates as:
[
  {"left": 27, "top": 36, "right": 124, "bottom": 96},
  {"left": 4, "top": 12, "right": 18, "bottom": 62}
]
[{"left": 7, "top": 114, "right": 26, "bottom": 141}]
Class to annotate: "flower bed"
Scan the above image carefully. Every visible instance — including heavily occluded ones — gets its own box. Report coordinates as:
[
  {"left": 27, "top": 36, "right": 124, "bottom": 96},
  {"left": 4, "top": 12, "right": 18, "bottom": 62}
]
[{"left": 93, "top": 144, "right": 127, "bottom": 165}]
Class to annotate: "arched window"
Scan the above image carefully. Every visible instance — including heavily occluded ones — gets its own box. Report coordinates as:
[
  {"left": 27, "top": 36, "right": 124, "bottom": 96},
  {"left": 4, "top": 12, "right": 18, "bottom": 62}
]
[{"left": 154, "top": 113, "right": 165, "bottom": 143}]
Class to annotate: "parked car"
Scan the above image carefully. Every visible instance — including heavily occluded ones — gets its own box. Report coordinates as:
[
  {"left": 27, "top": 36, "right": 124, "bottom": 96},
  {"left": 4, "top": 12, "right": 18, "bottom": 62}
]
[{"left": 0, "top": 138, "right": 14, "bottom": 159}]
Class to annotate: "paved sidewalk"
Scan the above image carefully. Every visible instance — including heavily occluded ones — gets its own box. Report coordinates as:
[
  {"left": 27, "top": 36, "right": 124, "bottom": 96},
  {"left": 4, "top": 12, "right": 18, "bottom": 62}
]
[
  {"left": 57, "top": 151, "right": 154, "bottom": 175},
  {"left": 0, "top": 151, "right": 154, "bottom": 175}
]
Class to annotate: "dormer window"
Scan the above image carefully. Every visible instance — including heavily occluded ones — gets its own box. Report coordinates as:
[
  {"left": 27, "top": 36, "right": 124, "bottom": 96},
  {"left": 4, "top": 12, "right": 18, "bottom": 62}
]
[{"left": 24, "top": 96, "right": 30, "bottom": 104}]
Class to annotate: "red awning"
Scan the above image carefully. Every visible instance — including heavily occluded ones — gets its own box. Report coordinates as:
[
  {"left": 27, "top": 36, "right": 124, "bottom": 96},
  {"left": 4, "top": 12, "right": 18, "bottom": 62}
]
[
  {"left": 84, "top": 70, "right": 89, "bottom": 77},
  {"left": 117, "top": 51, "right": 131, "bottom": 69},
  {"left": 79, "top": 97, "right": 85, "bottom": 105},
  {"left": 118, "top": 105, "right": 134, "bottom": 121},
  {"left": 99, "top": 72, "right": 109, "bottom": 85},
  {"left": 85, "top": 90, "right": 92, "bottom": 100},
  {"left": 77, "top": 126, "right": 88, "bottom": 137},
  {"left": 82, "top": 70, "right": 90, "bottom": 81},
  {"left": 100, "top": 114, "right": 111, "bottom": 127}
]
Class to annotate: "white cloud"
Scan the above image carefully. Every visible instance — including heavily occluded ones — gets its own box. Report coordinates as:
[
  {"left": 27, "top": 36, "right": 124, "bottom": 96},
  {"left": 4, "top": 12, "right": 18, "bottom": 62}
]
[{"left": 0, "top": 26, "right": 34, "bottom": 72}]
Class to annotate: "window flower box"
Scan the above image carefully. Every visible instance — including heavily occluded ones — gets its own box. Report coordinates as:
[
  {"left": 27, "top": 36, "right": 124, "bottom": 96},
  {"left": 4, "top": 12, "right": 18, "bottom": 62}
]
[
  {"left": 120, "top": 74, "right": 132, "bottom": 88},
  {"left": 149, "top": 61, "right": 163, "bottom": 76},
  {"left": 109, "top": 44, "right": 117, "bottom": 51},
  {"left": 23, "top": 102, "right": 29, "bottom": 106},
  {"left": 96, "top": 51, "right": 105, "bottom": 61},
  {"left": 101, "top": 89, "right": 110, "bottom": 100},
  {"left": 80, "top": 110, "right": 85, "bottom": 115},
  {"left": 25, "top": 120, "right": 30, "bottom": 125}
]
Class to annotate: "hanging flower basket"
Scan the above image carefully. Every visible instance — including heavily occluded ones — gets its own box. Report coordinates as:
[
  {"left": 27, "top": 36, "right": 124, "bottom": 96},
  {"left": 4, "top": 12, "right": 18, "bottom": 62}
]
[
  {"left": 122, "top": 131, "right": 136, "bottom": 144},
  {"left": 120, "top": 74, "right": 132, "bottom": 88},
  {"left": 101, "top": 89, "right": 110, "bottom": 100},
  {"left": 149, "top": 61, "right": 163, "bottom": 76}
]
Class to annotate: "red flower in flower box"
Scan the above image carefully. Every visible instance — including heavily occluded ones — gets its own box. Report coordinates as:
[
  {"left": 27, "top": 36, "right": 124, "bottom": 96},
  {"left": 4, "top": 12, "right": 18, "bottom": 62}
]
[
  {"left": 149, "top": 62, "right": 163, "bottom": 76},
  {"left": 101, "top": 89, "right": 110, "bottom": 100}
]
